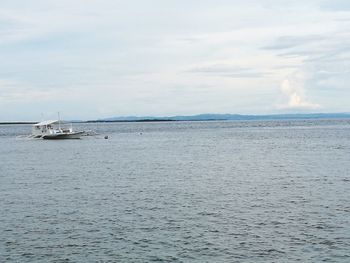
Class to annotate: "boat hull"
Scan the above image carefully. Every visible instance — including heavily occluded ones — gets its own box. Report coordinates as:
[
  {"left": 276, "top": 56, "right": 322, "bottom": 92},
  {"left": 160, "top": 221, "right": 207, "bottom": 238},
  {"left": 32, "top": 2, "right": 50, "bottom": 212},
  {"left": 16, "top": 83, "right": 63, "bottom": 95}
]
[{"left": 42, "top": 131, "right": 85, "bottom": 140}]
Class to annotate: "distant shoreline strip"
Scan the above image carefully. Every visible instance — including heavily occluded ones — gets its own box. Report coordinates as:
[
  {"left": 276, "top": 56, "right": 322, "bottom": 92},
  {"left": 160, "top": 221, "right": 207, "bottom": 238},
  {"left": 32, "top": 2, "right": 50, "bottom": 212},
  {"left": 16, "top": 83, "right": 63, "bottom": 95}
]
[{"left": 1, "top": 115, "right": 350, "bottom": 125}]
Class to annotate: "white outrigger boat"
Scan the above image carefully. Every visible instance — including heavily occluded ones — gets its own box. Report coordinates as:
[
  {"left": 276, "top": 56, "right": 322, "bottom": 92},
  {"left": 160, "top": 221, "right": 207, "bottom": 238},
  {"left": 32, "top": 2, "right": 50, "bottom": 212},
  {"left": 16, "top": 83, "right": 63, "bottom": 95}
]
[{"left": 32, "top": 120, "right": 85, "bottom": 139}]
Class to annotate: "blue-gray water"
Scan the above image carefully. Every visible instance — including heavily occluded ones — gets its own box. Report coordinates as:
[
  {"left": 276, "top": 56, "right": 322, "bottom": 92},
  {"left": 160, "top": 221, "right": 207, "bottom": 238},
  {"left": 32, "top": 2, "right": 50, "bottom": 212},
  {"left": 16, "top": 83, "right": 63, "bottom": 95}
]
[{"left": 1, "top": 120, "right": 350, "bottom": 262}]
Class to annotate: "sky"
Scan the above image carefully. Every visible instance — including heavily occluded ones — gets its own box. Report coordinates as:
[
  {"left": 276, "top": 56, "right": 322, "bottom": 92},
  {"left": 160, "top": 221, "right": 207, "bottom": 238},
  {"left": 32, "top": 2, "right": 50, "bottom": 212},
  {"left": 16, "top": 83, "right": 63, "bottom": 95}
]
[{"left": 0, "top": 0, "right": 349, "bottom": 121}]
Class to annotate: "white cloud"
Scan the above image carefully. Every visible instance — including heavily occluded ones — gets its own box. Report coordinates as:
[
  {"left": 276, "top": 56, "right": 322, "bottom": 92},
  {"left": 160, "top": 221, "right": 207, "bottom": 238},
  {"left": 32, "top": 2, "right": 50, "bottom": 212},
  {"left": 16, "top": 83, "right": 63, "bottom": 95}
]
[{"left": 278, "top": 74, "right": 321, "bottom": 110}]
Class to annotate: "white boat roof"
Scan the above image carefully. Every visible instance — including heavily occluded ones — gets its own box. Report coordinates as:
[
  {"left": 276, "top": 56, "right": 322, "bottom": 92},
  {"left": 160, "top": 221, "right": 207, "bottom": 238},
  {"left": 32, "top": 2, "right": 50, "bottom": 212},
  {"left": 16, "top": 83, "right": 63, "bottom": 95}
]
[{"left": 33, "top": 120, "right": 59, "bottom": 126}]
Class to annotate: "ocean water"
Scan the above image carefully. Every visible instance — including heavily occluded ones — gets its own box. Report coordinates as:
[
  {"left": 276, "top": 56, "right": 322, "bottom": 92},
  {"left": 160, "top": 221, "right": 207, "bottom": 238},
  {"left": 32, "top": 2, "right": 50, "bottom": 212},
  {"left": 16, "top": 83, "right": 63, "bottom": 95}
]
[{"left": 0, "top": 120, "right": 350, "bottom": 262}]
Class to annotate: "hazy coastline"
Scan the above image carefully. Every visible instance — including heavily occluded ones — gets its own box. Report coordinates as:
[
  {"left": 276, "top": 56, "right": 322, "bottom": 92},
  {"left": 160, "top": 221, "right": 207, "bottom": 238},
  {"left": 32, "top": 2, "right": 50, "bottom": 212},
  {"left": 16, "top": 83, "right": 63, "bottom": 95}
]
[{"left": 1, "top": 112, "right": 350, "bottom": 125}]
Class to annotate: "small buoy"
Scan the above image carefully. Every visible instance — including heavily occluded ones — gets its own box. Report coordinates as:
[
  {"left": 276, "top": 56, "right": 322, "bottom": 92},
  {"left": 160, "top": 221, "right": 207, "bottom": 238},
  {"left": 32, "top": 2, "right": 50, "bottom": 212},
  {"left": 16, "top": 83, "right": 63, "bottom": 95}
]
[{"left": 104, "top": 135, "right": 109, "bottom": 139}]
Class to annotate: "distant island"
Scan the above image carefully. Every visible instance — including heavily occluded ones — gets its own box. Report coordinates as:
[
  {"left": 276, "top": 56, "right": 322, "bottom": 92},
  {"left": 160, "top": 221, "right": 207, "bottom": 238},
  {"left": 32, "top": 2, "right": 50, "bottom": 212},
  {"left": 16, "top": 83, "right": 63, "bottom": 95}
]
[
  {"left": 87, "top": 113, "right": 350, "bottom": 122},
  {"left": 1, "top": 113, "right": 350, "bottom": 125}
]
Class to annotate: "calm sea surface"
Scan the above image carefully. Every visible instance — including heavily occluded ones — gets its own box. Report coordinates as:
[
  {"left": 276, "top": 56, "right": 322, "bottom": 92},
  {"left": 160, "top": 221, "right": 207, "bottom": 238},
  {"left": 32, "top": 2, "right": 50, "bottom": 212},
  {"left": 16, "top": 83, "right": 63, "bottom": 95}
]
[{"left": 1, "top": 120, "right": 350, "bottom": 262}]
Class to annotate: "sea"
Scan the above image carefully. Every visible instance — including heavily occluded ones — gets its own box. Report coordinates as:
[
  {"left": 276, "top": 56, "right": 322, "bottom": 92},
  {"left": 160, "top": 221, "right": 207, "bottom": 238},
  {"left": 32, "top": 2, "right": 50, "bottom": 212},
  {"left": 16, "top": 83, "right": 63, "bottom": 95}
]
[{"left": 0, "top": 119, "right": 349, "bottom": 262}]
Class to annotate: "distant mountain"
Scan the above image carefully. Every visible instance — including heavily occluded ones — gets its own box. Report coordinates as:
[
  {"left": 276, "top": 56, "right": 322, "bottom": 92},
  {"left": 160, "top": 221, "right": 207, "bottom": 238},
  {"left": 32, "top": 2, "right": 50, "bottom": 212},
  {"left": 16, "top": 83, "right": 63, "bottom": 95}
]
[{"left": 89, "top": 113, "right": 350, "bottom": 122}]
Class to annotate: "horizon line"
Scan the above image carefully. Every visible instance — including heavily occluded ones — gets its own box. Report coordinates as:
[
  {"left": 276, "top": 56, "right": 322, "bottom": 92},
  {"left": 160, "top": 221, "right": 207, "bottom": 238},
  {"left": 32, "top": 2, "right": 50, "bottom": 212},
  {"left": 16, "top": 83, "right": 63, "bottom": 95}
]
[{"left": 1, "top": 112, "right": 350, "bottom": 124}]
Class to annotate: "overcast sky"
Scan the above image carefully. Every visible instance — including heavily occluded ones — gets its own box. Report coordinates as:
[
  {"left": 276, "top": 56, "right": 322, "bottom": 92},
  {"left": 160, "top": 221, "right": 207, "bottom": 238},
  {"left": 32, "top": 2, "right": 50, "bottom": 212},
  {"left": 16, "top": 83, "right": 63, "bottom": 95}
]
[{"left": 0, "top": 0, "right": 349, "bottom": 121}]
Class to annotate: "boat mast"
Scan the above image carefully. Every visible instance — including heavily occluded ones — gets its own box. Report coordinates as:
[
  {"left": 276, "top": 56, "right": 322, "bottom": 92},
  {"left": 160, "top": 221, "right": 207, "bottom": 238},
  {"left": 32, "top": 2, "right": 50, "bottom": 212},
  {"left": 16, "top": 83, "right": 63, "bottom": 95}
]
[{"left": 58, "top": 112, "right": 61, "bottom": 130}]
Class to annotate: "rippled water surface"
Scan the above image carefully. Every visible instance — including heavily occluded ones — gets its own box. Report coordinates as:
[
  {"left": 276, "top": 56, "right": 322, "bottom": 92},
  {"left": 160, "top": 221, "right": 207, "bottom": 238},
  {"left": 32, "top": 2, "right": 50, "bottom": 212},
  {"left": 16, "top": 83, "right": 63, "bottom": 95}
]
[{"left": 1, "top": 120, "right": 350, "bottom": 262}]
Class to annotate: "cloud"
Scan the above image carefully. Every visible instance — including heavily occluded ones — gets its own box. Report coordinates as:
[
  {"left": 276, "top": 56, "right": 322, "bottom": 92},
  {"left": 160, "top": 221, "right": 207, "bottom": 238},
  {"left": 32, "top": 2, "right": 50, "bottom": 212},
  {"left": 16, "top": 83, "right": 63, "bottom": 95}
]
[
  {"left": 185, "top": 64, "right": 269, "bottom": 78},
  {"left": 0, "top": 0, "right": 349, "bottom": 120},
  {"left": 265, "top": 29, "right": 350, "bottom": 113},
  {"left": 0, "top": 78, "right": 80, "bottom": 104},
  {"left": 263, "top": 35, "right": 326, "bottom": 50},
  {"left": 278, "top": 74, "right": 320, "bottom": 110},
  {"left": 320, "top": 0, "right": 350, "bottom": 11}
]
